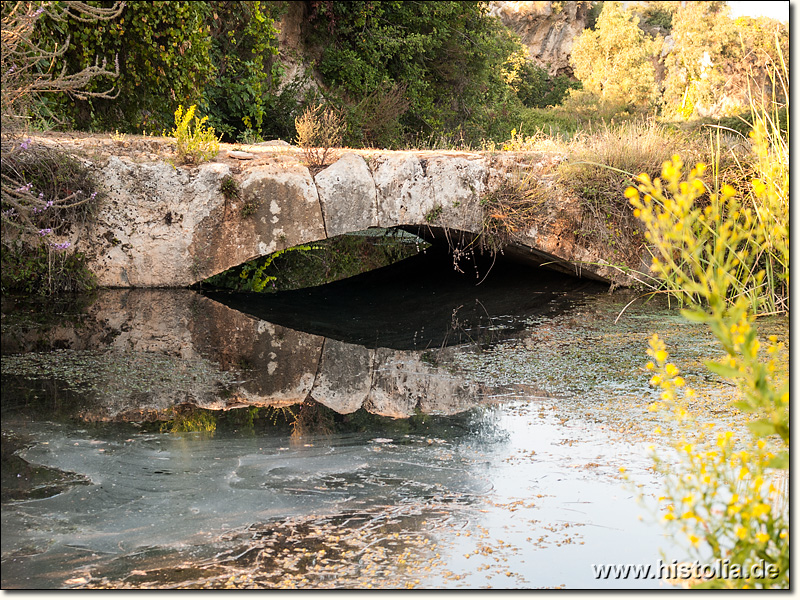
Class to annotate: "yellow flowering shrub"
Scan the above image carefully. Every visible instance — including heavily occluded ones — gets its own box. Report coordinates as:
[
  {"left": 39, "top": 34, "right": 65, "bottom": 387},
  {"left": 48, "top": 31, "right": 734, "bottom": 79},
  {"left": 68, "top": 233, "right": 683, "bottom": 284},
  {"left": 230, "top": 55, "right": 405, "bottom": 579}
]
[
  {"left": 628, "top": 111, "right": 788, "bottom": 587},
  {"left": 168, "top": 104, "right": 221, "bottom": 164}
]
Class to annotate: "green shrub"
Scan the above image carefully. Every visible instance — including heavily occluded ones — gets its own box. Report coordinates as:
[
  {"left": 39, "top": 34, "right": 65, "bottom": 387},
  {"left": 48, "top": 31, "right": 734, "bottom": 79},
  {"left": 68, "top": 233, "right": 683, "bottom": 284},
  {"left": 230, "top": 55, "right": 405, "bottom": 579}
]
[
  {"left": 202, "top": 1, "right": 282, "bottom": 142},
  {"left": 340, "top": 82, "right": 410, "bottom": 149},
  {"left": 307, "top": 1, "right": 529, "bottom": 147},
  {"left": 1, "top": 241, "right": 96, "bottom": 295},
  {"left": 33, "top": 1, "right": 214, "bottom": 132}
]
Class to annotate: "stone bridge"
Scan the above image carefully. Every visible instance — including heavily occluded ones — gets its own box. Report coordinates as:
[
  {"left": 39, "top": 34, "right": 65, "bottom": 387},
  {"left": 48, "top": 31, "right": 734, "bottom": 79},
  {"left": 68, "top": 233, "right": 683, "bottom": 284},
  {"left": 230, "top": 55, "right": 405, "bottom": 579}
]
[{"left": 77, "top": 145, "right": 642, "bottom": 288}]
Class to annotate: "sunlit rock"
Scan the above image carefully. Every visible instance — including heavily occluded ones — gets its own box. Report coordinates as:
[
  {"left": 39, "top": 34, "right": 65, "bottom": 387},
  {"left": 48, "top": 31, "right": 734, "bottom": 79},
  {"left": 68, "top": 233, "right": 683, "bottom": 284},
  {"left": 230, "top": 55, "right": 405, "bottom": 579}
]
[{"left": 314, "top": 153, "right": 378, "bottom": 237}]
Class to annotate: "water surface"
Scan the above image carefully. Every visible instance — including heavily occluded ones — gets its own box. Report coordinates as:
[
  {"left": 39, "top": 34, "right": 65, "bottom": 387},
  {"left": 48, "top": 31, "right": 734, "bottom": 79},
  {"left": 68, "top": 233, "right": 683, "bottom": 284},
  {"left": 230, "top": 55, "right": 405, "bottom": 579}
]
[{"left": 3, "top": 256, "right": 781, "bottom": 589}]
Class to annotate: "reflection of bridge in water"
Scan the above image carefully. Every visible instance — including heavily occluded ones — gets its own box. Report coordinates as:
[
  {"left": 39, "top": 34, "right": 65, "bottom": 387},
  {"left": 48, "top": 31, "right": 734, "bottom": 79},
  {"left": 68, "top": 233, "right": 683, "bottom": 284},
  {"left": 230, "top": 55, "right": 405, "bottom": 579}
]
[{"left": 2, "top": 257, "right": 602, "bottom": 421}]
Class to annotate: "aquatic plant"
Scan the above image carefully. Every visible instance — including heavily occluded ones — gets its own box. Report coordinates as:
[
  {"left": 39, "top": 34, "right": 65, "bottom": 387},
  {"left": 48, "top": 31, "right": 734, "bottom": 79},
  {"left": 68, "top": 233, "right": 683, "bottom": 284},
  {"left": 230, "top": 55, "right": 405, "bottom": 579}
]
[{"left": 161, "top": 406, "right": 217, "bottom": 434}]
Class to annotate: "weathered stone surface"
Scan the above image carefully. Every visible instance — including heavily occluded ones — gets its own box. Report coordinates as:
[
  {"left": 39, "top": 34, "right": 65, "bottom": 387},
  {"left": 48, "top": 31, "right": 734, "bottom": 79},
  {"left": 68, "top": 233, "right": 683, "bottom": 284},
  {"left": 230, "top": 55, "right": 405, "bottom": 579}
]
[
  {"left": 371, "top": 153, "right": 434, "bottom": 226},
  {"left": 310, "top": 338, "right": 374, "bottom": 414},
  {"left": 422, "top": 156, "right": 487, "bottom": 232},
  {"left": 228, "top": 150, "right": 255, "bottom": 160},
  {"left": 85, "top": 157, "right": 231, "bottom": 287},
  {"left": 62, "top": 141, "right": 644, "bottom": 288},
  {"left": 189, "top": 161, "right": 325, "bottom": 282},
  {"left": 314, "top": 153, "right": 378, "bottom": 237},
  {"left": 489, "top": 1, "right": 591, "bottom": 77}
]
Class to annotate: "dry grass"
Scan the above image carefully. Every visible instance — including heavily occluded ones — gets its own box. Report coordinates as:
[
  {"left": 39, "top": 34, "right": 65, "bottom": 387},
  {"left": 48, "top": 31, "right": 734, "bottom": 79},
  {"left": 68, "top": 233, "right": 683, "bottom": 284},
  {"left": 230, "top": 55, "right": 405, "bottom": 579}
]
[
  {"left": 294, "top": 103, "right": 345, "bottom": 169},
  {"left": 554, "top": 119, "right": 711, "bottom": 268},
  {"left": 479, "top": 167, "right": 549, "bottom": 251}
]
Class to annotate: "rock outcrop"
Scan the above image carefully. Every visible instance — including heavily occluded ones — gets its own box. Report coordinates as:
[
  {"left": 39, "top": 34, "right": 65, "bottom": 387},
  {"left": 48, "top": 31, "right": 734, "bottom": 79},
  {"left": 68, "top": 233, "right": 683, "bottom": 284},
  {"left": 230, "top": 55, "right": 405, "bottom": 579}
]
[{"left": 489, "top": 1, "right": 592, "bottom": 76}]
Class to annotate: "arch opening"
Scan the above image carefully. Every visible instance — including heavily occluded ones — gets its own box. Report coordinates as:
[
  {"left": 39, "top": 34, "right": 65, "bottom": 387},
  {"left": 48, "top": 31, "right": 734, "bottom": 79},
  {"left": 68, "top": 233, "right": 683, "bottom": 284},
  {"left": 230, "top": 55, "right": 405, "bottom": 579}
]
[{"left": 194, "top": 227, "right": 430, "bottom": 293}]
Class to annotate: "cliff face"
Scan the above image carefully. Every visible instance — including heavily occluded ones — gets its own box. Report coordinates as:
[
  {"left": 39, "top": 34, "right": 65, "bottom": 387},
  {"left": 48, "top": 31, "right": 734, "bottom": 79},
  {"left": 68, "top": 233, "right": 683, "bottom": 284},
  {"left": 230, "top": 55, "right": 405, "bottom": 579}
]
[{"left": 489, "top": 1, "right": 592, "bottom": 77}]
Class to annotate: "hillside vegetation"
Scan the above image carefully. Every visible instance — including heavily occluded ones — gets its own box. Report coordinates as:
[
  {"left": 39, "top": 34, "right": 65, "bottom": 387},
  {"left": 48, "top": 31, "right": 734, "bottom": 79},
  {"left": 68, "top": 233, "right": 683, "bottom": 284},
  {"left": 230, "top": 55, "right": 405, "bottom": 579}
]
[{"left": 2, "top": 1, "right": 787, "bottom": 146}]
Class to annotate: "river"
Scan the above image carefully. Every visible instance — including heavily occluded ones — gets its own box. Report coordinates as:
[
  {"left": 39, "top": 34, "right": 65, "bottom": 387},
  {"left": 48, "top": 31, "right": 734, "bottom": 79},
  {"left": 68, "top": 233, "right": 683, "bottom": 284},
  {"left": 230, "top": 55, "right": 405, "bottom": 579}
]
[{"left": 1, "top": 249, "right": 786, "bottom": 589}]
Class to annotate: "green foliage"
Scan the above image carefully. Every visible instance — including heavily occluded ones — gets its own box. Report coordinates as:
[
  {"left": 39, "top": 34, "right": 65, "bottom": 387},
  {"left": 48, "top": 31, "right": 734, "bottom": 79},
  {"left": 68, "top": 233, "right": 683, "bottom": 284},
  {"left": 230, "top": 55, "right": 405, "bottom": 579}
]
[
  {"left": 308, "top": 1, "right": 530, "bottom": 147},
  {"left": 202, "top": 1, "right": 282, "bottom": 142},
  {"left": 167, "top": 105, "right": 220, "bottom": 164},
  {"left": 635, "top": 1, "right": 677, "bottom": 31},
  {"left": 238, "top": 245, "right": 315, "bottom": 293},
  {"left": 1, "top": 240, "right": 96, "bottom": 295},
  {"left": 569, "top": 1, "right": 660, "bottom": 112},
  {"left": 161, "top": 406, "right": 217, "bottom": 433},
  {"left": 202, "top": 233, "right": 425, "bottom": 293},
  {"left": 502, "top": 51, "right": 579, "bottom": 109},
  {"left": 424, "top": 205, "right": 443, "bottom": 224},
  {"left": 34, "top": 1, "right": 214, "bottom": 132},
  {"left": 220, "top": 174, "right": 240, "bottom": 202},
  {"left": 340, "top": 82, "right": 410, "bottom": 149}
]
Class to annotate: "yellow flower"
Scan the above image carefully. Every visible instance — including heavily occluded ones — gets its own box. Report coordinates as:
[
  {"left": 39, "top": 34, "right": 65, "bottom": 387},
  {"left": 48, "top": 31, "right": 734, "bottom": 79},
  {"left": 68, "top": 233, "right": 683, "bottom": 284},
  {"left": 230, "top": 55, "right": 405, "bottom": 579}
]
[
  {"left": 688, "top": 534, "right": 701, "bottom": 547},
  {"left": 751, "top": 504, "right": 770, "bottom": 518},
  {"left": 736, "top": 526, "right": 748, "bottom": 539},
  {"left": 756, "top": 532, "right": 770, "bottom": 544},
  {"left": 655, "top": 350, "right": 668, "bottom": 363},
  {"left": 665, "top": 363, "right": 679, "bottom": 377}
]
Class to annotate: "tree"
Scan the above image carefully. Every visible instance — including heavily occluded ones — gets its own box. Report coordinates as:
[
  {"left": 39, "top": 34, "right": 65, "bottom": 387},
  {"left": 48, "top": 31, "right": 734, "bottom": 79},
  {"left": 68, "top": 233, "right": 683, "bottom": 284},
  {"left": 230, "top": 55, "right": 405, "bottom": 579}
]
[
  {"left": 306, "top": 1, "right": 527, "bottom": 145},
  {"left": 662, "top": 2, "right": 788, "bottom": 119},
  {"left": 1, "top": 1, "right": 122, "bottom": 135},
  {"left": 569, "top": 1, "right": 660, "bottom": 111},
  {"left": 33, "top": 1, "right": 214, "bottom": 132}
]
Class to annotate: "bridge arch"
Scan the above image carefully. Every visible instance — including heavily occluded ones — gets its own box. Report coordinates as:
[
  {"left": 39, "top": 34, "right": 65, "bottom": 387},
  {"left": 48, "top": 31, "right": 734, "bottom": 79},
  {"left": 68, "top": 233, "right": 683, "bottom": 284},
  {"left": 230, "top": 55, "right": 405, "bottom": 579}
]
[{"left": 83, "top": 150, "right": 640, "bottom": 288}]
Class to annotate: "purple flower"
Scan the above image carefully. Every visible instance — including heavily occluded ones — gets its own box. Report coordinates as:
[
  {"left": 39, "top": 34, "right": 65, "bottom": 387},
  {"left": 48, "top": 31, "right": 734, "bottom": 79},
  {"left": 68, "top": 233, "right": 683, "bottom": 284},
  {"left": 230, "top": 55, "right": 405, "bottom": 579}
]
[
  {"left": 38, "top": 228, "right": 52, "bottom": 236},
  {"left": 50, "top": 241, "right": 71, "bottom": 250},
  {"left": 15, "top": 183, "right": 32, "bottom": 193},
  {"left": 2, "top": 208, "right": 17, "bottom": 217},
  {"left": 34, "top": 6, "right": 45, "bottom": 16},
  {"left": 19, "top": 138, "right": 32, "bottom": 150},
  {"left": 90, "top": 191, "right": 98, "bottom": 200}
]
